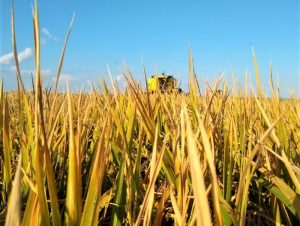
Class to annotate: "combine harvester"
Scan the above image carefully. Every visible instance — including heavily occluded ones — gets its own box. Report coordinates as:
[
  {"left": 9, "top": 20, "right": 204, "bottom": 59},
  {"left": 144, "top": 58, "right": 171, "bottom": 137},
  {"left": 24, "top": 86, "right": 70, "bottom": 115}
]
[{"left": 147, "top": 73, "right": 182, "bottom": 93}]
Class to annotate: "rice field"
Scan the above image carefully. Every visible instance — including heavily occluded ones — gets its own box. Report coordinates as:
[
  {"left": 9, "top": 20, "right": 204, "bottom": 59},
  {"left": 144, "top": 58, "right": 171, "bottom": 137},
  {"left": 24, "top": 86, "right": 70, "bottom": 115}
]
[{"left": 1, "top": 1, "right": 300, "bottom": 226}]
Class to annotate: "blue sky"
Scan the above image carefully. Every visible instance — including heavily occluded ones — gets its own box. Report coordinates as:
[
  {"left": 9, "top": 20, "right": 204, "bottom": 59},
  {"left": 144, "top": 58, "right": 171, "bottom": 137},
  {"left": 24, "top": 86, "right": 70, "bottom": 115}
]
[{"left": 0, "top": 0, "right": 299, "bottom": 95}]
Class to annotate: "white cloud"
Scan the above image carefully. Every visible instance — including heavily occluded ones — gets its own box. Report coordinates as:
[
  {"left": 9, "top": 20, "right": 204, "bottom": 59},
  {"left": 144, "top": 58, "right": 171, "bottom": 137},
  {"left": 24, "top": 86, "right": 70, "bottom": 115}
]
[
  {"left": 0, "top": 48, "right": 33, "bottom": 65},
  {"left": 40, "top": 69, "right": 51, "bottom": 76},
  {"left": 115, "top": 74, "right": 123, "bottom": 82},
  {"left": 18, "top": 48, "right": 33, "bottom": 62},
  {"left": 41, "top": 38, "right": 47, "bottom": 45},
  {"left": 9, "top": 67, "right": 51, "bottom": 77},
  {"left": 0, "top": 52, "right": 14, "bottom": 64},
  {"left": 42, "top": 27, "right": 58, "bottom": 41},
  {"left": 53, "top": 73, "right": 74, "bottom": 81}
]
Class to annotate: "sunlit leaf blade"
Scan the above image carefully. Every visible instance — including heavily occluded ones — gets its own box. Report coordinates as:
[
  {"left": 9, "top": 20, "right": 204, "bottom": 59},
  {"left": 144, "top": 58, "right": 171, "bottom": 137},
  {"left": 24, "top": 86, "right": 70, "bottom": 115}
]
[
  {"left": 81, "top": 118, "right": 107, "bottom": 226},
  {"left": 3, "top": 97, "right": 12, "bottom": 192},
  {"left": 32, "top": 1, "right": 51, "bottom": 225},
  {"left": 252, "top": 46, "right": 262, "bottom": 97},
  {"left": 11, "top": 0, "right": 25, "bottom": 92},
  {"left": 5, "top": 155, "right": 22, "bottom": 226},
  {"left": 184, "top": 106, "right": 212, "bottom": 226},
  {"left": 54, "top": 13, "right": 75, "bottom": 93},
  {"left": 65, "top": 83, "right": 80, "bottom": 225}
]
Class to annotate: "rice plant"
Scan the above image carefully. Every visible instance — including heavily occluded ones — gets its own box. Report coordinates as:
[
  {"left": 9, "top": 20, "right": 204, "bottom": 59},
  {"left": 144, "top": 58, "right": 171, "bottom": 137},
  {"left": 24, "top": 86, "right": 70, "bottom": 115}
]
[{"left": 1, "top": 1, "right": 299, "bottom": 225}]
